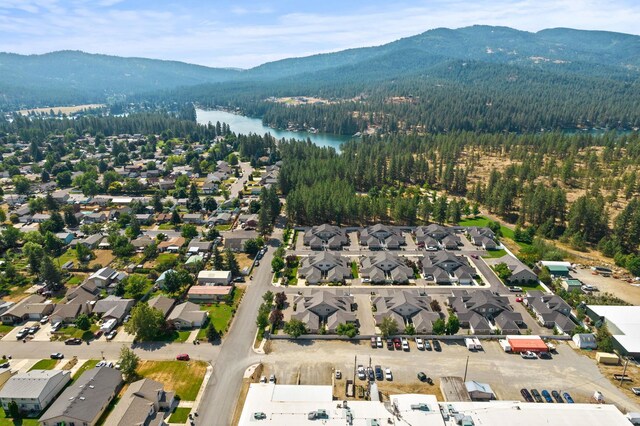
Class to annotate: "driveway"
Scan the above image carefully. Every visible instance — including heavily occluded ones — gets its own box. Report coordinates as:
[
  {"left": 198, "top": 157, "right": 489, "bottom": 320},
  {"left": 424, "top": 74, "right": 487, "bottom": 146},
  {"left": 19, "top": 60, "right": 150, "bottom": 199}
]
[
  {"left": 31, "top": 322, "right": 54, "bottom": 342},
  {"left": 354, "top": 294, "right": 376, "bottom": 335},
  {"left": 1, "top": 321, "right": 40, "bottom": 342}
]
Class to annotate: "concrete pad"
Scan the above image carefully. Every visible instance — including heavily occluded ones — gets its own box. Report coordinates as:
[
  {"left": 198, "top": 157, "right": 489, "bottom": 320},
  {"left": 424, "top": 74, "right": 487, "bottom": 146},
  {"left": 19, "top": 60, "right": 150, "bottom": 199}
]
[
  {"left": 112, "top": 329, "right": 135, "bottom": 343},
  {"left": 354, "top": 294, "right": 376, "bottom": 335},
  {"left": 31, "top": 322, "right": 54, "bottom": 341},
  {"left": 1, "top": 321, "right": 39, "bottom": 341}
]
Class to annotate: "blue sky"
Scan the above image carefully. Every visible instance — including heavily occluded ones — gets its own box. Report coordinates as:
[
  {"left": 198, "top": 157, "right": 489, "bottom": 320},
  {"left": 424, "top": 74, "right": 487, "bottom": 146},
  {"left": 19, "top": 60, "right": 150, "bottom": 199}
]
[{"left": 1, "top": 0, "right": 639, "bottom": 68}]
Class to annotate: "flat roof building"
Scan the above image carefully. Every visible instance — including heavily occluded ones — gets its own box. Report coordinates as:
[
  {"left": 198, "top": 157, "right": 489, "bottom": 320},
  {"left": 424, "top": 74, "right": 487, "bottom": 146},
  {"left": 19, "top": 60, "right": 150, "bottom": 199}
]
[{"left": 586, "top": 305, "right": 640, "bottom": 359}]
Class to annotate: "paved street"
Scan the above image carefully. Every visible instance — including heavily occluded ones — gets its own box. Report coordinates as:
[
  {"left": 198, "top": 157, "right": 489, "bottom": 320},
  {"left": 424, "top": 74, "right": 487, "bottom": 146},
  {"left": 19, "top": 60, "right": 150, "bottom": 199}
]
[{"left": 198, "top": 220, "right": 284, "bottom": 426}]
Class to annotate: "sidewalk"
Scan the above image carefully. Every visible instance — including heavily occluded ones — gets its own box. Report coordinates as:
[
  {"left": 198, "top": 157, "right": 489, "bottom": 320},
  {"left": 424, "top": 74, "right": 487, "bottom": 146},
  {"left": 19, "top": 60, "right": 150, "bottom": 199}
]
[{"left": 185, "top": 329, "right": 200, "bottom": 344}]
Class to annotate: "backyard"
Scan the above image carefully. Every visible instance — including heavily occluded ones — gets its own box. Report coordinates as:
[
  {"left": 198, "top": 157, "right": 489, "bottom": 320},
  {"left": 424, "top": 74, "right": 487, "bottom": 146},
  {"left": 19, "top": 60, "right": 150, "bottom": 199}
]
[
  {"left": 197, "top": 287, "right": 245, "bottom": 339},
  {"left": 136, "top": 360, "right": 207, "bottom": 401}
]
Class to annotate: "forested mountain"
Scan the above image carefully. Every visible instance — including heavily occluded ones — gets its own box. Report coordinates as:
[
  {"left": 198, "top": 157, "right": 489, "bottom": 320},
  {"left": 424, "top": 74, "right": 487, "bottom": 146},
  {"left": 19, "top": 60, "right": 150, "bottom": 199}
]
[{"left": 3, "top": 26, "right": 640, "bottom": 132}]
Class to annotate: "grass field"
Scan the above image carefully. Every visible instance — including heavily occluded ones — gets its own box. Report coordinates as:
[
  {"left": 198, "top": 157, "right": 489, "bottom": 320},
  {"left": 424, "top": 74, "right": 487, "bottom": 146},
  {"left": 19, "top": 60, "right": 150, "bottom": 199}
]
[
  {"left": 169, "top": 407, "right": 192, "bottom": 423},
  {"left": 66, "top": 275, "right": 82, "bottom": 286},
  {"left": 158, "top": 330, "right": 191, "bottom": 343},
  {"left": 158, "top": 223, "right": 177, "bottom": 230},
  {"left": 136, "top": 360, "right": 207, "bottom": 401},
  {"left": 0, "top": 325, "right": 14, "bottom": 336},
  {"left": 214, "top": 224, "right": 232, "bottom": 231},
  {"left": 17, "top": 104, "right": 105, "bottom": 115},
  {"left": 29, "top": 359, "right": 58, "bottom": 371}
]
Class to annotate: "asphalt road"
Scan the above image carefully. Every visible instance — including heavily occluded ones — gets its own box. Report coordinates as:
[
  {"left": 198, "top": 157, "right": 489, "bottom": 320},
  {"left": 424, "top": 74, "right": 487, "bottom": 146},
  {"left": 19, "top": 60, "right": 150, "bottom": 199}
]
[{"left": 198, "top": 222, "right": 284, "bottom": 426}]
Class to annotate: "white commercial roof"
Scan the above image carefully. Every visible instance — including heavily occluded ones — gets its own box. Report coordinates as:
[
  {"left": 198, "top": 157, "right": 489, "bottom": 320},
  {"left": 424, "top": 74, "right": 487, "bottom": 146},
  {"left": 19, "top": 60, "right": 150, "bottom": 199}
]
[
  {"left": 239, "top": 384, "right": 630, "bottom": 426},
  {"left": 540, "top": 261, "right": 572, "bottom": 267},
  {"left": 588, "top": 305, "right": 640, "bottom": 354}
]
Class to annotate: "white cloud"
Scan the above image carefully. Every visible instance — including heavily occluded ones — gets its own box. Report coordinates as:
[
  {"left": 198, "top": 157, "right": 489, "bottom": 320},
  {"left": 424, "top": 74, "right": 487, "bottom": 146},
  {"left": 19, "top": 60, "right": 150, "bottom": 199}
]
[{"left": 0, "top": 0, "right": 639, "bottom": 68}]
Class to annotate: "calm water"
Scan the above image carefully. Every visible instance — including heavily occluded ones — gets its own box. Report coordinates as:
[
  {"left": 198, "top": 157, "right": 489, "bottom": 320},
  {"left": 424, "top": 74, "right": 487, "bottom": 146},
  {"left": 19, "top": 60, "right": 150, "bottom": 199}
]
[{"left": 196, "top": 109, "right": 351, "bottom": 151}]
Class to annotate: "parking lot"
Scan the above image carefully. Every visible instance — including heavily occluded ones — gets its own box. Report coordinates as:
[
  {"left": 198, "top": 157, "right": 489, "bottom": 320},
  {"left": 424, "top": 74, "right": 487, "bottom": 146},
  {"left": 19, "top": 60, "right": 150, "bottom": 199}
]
[
  {"left": 572, "top": 268, "right": 640, "bottom": 306},
  {"left": 265, "top": 339, "right": 640, "bottom": 413}
]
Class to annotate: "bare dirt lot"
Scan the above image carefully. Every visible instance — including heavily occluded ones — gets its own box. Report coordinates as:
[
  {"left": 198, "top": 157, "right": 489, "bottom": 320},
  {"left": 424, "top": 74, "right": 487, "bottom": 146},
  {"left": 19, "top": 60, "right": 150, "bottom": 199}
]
[
  {"left": 266, "top": 339, "right": 640, "bottom": 413},
  {"left": 572, "top": 268, "right": 640, "bottom": 306},
  {"left": 89, "top": 250, "right": 115, "bottom": 268}
]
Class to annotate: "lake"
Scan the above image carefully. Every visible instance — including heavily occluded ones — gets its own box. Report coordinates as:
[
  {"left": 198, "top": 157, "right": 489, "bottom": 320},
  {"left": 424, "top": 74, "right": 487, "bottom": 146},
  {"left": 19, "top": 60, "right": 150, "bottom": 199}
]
[{"left": 195, "top": 108, "right": 351, "bottom": 151}]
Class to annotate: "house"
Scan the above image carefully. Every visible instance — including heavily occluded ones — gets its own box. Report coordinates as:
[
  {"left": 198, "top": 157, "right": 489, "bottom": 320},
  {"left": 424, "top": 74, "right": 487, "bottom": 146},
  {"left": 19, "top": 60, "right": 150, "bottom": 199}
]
[
  {"left": 467, "top": 227, "right": 498, "bottom": 250},
  {"left": 83, "top": 212, "right": 107, "bottom": 223},
  {"left": 197, "top": 270, "right": 232, "bottom": 285},
  {"left": 1, "top": 295, "right": 54, "bottom": 324},
  {"left": 448, "top": 290, "right": 524, "bottom": 335},
  {"left": 79, "top": 233, "right": 103, "bottom": 249},
  {"left": 359, "top": 224, "right": 405, "bottom": 249},
  {"left": 0, "top": 370, "right": 70, "bottom": 415},
  {"left": 212, "top": 212, "right": 233, "bottom": 225},
  {"left": 372, "top": 291, "right": 440, "bottom": 333},
  {"left": 39, "top": 367, "right": 123, "bottom": 426},
  {"left": 93, "top": 296, "right": 135, "bottom": 323},
  {"left": 0, "top": 300, "right": 14, "bottom": 317},
  {"left": 238, "top": 214, "right": 258, "bottom": 229},
  {"left": 465, "top": 381, "right": 495, "bottom": 401},
  {"left": 87, "top": 267, "right": 127, "bottom": 290},
  {"left": 132, "top": 235, "right": 155, "bottom": 251},
  {"left": 31, "top": 213, "right": 51, "bottom": 223},
  {"left": 525, "top": 290, "right": 576, "bottom": 334},
  {"left": 50, "top": 303, "right": 85, "bottom": 325},
  {"left": 157, "top": 237, "right": 186, "bottom": 253},
  {"left": 148, "top": 295, "right": 176, "bottom": 318},
  {"left": 414, "top": 224, "right": 461, "bottom": 249},
  {"left": 182, "top": 213, "right": 203, "bottom": 224},
  {"left": 422, "top": 252, "right": 476, "bottom": 285},
  {"left": 202, "top": 181, "right": 218, "bottom": 194},
  {"left": 573, "top": 333, "right": 597, "bottom": 350},
  {"left": 494, "top": 255, "right": 538, "bottom": 285},
  {"left": 155, "top": 213, "right": 172, "bottom": 223},
  {"left": 5, "top": 194, "right": 26, "bottom": 206},
  {"left": 55, "top": 232, "right": 75, "bottom": 245},
  {"left": 107, "top": 378, "right": 175, "bottom": 426},
  {"left": 298, "top": 252, "right": 352, "bottom": 285},
  {"left": 187, "top": 286, "right": 233, "bottom": 303},
  {"left": 167, "top": 301, "right": 207, "bottom": 329},
  {"left": 155, "top": 269, "right": 176, "bottom": 289},
  {"left": 185, "top": 254, "right": 204, "bottom": 269},
  {"left": 303, "top": 224, "right": 349, "bottom": 250},
  {"left": 360, "top": 252, "right": 414, "bottom": 284},
  {"left": 187, "top": 238, "right": 213, "bottom": 254},
  {"left": 291, "top": 291, "right": 356, "bottom": 333},
  {"left": 134, "top": 213, "right": 154, "bottom": 224}
]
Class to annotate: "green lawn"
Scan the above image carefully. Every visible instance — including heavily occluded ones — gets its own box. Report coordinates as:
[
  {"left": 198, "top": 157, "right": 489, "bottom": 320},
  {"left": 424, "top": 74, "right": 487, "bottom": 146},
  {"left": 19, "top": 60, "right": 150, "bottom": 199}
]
[
  {"left": 482, "top": 249, "right": 508, "bottom": 259},
  {"left": 0, "top": 407, "right": 39, "bottom": 426},
  {"left": 158, "top": 330, "right": 191, "bottom": 343},
  {"left": 158, "top": 223, "right": 177, "bottom": 230},
  {"left": 0, "top": 325, "right": 14, "bottom": 335},
  {"left": 55, "top": 249, "right": 76, "bottom": 267},
  {"left": 137, "top": 360, "right": 207, "bottom": 401},
  {"left": 72, "top": 359, "right": 100, "bottom": 381},
  {"left": 169, "top": 407, "right": 191, "bottom": 423},
  {"left": 214, "top": 224, "right": 232, "bottom": 231},
  {"left": 198, "top": 287, "right": 245, "bottom": 338},
  {"left": 28, "top": 359, "right": 58, "bottom": 371},
  {"left": 66, "top": 275, "right": 82, "bottom": 286},
  {"left": 351, "top": 262, "right": 359, "bottom": 279},
  {"left": 54, "top": 324, "right": 99, "bottom": 340},
  {"left": 459, "top": 216, "right": 517, "bottom": 244}
]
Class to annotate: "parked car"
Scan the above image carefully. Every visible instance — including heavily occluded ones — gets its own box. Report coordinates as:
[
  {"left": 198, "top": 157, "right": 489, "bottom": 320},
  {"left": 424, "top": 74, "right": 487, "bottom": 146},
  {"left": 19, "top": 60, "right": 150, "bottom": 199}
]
[
  {"left": 367, "top": 367, "right": 374, "bottom": 381},
  {"left": 16, "top": 329, "right": 29, "bottom": 340},
  {"left": 385, "top": 368, "right": 393, "bottom": 381},
  {"left": 40, "top": 316, "right": 49, "bottom": 324},
  {"left": 432, "top": 340, "right": 441, "bottom": 352},
  {"left": 471, "top": 254, "right": 479, "bottom": 259},
  {"left": 96, "top": 360, "right": 107, "bottom": 367},
  {"left": 28, "top": 325, "right": 40, "bottom": 334},
  {"left": 269, "top": 374, "right": 276, "bottom": 384},
  {"left": 393, "top": 338, "right": 401, "bottom": 350},
  {"left": 541, "top": 390, "right": 553, "bottom": 403},
  {"left": 520, "top": 388, "right": 534, "bottom": 403},
  {"left": 538, "top": 352, "right": 552, "bottom": 360},
  {"left": 233, "top": 276, "right": 246, "bottom": 283},
  {"left": 94, "top": 330, "right": 103, "bottom": 339},
  {"left": 551, "top": 390, "right": 563, "bottom": 403},
  {"left": 374, "top": 365, "right": 383, "bottom": 381},
  {"left": 335, "top": 370, "right": 342, "bottom": 380},
  {"left": 51, "top": 321, "right": 62, "bottom": 332},
  {"left": 563, "top": 392, "right": 574, "bottom": 403},
  {"left": 106, "top": 330, "right": 117, "bottom": 341},
  {"left": 531, "top": 389, "right": 543, "bottom": 403},
  {"left": 50, "top": 353, "right": 64, "bottom": 359},
  {"left": 424, "top": 340, "right": 432, "bottom": 351},
  {"left": 515, "top": 297, "right": 523, "bottom": 302},
  {"left": 386, "top": 338, "right": 394, "bottom": 350},
  {"left": 509, "top": 286, "right": 523, "bottom": 292},
  {"left": 124, "top": 315, "right": 131, "bottom": 323},
  {"left": 415, "top": 337, "right": 424, "bottom": 350},
  {"left": 401, "top": 338, "right": 409, "bottom": 351},
  {"left": 370, "top": 337, "right": 377, "bottom": 348},
  {"left": 376, "top": 336, "right": 383, "bottom": 348},
  {"left": 357, "top": 365, "right": 366, "bottom": 380},
  {"left": 632, "top": 387, "right": 640, "bottom": 396},
  {"left": 259, "top": 375, "right": 267, "bottom": 383},
  {"left": 520, "top": 351, "right": 537, "bottom": 359},
  {"left": 417, "top": 372, "right": 427, "bottom": 382},
  {"left": 65, "top": 338, "right": 82, "bottom": 345},
  {"left": 176, "top": 354, "right": 190, "bottom": 361}
]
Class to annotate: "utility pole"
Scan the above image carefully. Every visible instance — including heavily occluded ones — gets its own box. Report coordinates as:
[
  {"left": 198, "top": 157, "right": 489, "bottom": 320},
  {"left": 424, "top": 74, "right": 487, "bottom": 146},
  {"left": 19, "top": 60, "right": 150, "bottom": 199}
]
[
  {"left": 463, "top": 355, "right": 470, "bottom": 382},
  {"left": 619, "top": 357, "right": 629, "bottom": 387}
]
